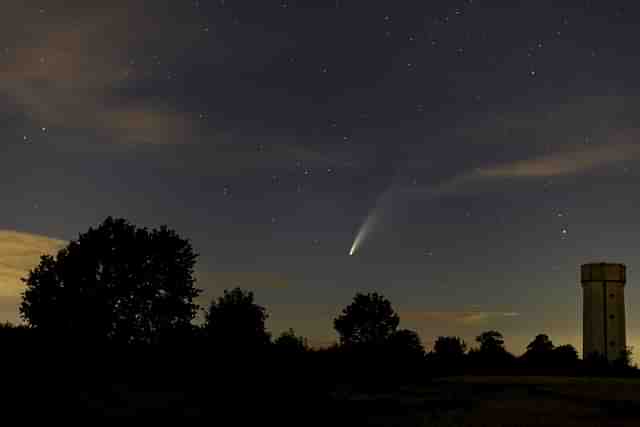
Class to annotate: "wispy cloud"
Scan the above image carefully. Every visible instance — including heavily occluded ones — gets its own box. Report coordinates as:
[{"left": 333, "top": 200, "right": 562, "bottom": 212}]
[
  {"left": 0, "top": 2, "right": 201, "bottom": 146},
  {"left": 0, "top": 2, "right": 352, "bottom": 170},
  {"left": 0, "top": 230, "right": 66, "bottom": 297},
  {"left": 477, "top": 139, "right": 640, "bottom": 178},
  {"left": 403, "top": 310, "right": 520, "bottom": 325},
  {"left": 409, "top": 133, "right": 640, "bottom": 199}
]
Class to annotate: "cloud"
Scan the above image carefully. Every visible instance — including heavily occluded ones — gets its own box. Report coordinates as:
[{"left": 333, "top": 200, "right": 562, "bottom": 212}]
[
  {"left": 0, "top": 296, "right": 22, "bottom": 325},
  {"left": 405, "top": 131, "right": 640, "bottom": 199},
  {"left": 0, "top": 230, "right": 66, "bottom": 298},
  {"left": 0, "top": 1, "right": 354, "bottom": 171},
  {"left": 476, "top": 139, "right": 640, "bottom": 178},
  {"left": 0, "top": 1, "right": 200, "bottom": 146},
  {"left": 403, "top": 310, "right": 520, "bottom": 325}
]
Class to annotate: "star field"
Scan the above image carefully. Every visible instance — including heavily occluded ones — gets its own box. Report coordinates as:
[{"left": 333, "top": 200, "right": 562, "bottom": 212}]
[{"left": 2, "top": 0, "right": 640, "bottom": 353}]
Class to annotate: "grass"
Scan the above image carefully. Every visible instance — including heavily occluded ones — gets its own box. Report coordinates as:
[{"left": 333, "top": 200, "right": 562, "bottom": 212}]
[
  {"left": 324, "top": 376, "right": 640, "bottom": 426},
  {"left": 438, "top": 375, "right": 640, "bottom": 386},
  {"left": 6, "top": 358, "right": 640, "bottom": 425}
]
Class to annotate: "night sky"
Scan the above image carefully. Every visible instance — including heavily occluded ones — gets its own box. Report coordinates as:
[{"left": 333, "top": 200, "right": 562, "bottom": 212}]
[{"left": 2, "top": 0, "right": 640, "bottom": 354}]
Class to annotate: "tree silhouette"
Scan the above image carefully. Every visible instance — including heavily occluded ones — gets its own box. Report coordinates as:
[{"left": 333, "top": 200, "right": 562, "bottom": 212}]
[
  {"left": 475, "top": 330, "right": 505, "bottom": 353},
  {"left": 433, "top": 336, "right": 467, "bottom": 359},
  {"left": 612, "top": 346, "right": 635, "bottom": 372},
  {"left": 388, "top": 329, "right": 425, "bottom": 360},
  {"left": 469, "top": 330, "right": 514, "bottom": 367},
  {"left": 274, "top": 328, "right": 308, "bottom": 355},
  {"left": 333, "top": 292, "right": 399, "bottom": 349},
  {"left": 527, "top": 333, "right": 554, "bottom": 351},
  {"left": 552, "top": 344, "right": 578, "bottom": 366},
  {"left": 0, "top": 322, "right": 36, "bottom": 350},
  {"left": 204, "top": 287, "right": 271, "bottom": 353},
  {"left": 427, "top": 336, "right": 467, "bottom": 375},
  {"left": 20, "top": 217, "right": 200, "bottom": 345},
  {"left": 522, "top": 334, "right": 554, "bottom": 365},
  {"left": 584, "top": 351, "right": 609, "bottom": 372}
]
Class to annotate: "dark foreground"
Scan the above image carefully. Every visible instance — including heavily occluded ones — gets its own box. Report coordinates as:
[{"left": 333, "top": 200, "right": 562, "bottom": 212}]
[
  {"left": 5, "top": 351, "right": 640, "bottom": 425},
  {"left": 327, "top": 376, "right": 640, "bottom": 426}
]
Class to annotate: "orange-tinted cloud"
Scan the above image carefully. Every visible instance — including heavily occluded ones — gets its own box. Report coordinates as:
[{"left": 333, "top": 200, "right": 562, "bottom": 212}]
[
  {"left": 0, "top": 1, "right": 198, "bottom": 145},
  {"left": 417, "top": 131, "right": 640, "bottom": 198},
  {"left": 477, "top": 140, "right": 640, "bottom": 178},
  {"left": 0, "top": 1, "right": 354, "bottom": 168},
  {"left": 0, "top": 230, "right": 66, "bottom": 298}
]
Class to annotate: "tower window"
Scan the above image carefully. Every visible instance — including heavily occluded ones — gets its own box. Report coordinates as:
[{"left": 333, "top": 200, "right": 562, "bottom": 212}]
[
  {"left": 610, "top": 341, "right": 616, "bottom": 347},
  {"left": 609, "top": 293, "right": 615, "bottom": 298},
  {"left": 609, "top": 314, "right": 615, "bottom": 320}
]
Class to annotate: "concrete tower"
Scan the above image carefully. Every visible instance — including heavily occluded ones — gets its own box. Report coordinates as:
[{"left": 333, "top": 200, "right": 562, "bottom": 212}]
[{"left": 581, "top": 263, "right": 627, "bottom": 361}]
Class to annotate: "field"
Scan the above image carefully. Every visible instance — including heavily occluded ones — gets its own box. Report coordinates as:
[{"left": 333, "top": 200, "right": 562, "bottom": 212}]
[
  {"left": 324, "top": 376, "right": 640, "bottom": 426},
  {"left": 5, "top": 357, "right": 640, "bottom": 425}
]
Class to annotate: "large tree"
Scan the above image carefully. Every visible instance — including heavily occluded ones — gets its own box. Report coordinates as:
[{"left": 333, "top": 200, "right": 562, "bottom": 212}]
[
  {"left": 333, "top": 292, "right": 399, "bottom": 348},
  {"left": 469, "top": 330, "right": 515, "bottom": 367},
  {"left": 203, "top": 287, "right": 271, "bottom": 352},
  {"left": 388, "top": 329, "right": 425, "bottom": 359},
  {"left": 20, "top": 217, "right": 201, "bottom": 345},
  {"left": 523, "top": 334, "right": 554, "bottom": 364},
  {"left": 273, "top": 328, "right": 308, "bottom": 356},
  {"left": 430, "top": 336, "right": 467, "bottom": 373},
  {"left": 552, "top": 344, "right": 579, "bottom": 366},
  {"left": 526, "top": 334, "right": 554, "bottom": 353},
  {"left": 475, "top": 330, "right": 506, "bottom": 354},
  {"left": 433, "top": 336, "right": 467, "bottom": 360}
]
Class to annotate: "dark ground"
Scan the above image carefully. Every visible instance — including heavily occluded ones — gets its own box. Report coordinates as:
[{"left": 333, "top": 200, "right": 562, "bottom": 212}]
[{"left": 4, "top": 351, "right": 640, "bottom": 425}]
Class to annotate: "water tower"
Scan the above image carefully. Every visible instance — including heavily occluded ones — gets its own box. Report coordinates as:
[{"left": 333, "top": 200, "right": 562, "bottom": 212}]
[{"left": 581, "top": 263, "right": 627, "bottom": 361}]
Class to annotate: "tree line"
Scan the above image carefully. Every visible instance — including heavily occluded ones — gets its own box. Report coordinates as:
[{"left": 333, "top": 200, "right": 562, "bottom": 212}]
[{"left": 5, "top": 217, "right": 636, "bottom": 381}]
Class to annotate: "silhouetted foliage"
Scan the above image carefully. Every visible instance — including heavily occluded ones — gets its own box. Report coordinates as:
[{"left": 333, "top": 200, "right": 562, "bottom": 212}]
[
  {"left": 552, "top": 344, "right": 579, "bottom": 366},
  {"left": 581, "top": 347, "right": 639, "bottom": 376},
  {"left": 526, "top": 333, "right": 554, "bottom": 353},
  {"left": 333, "top": 292, "right": 399, "bottom": 349},
  {"left": 387, "top": 328, "right": 425, "bottom": 361},
  {"left": 429, "top": 336, "right": 467, "bottom": 373},
  {"left": 522, "top": 334, "right": 555, "bottom": 365},
  {"left": 476, "top": 330, "right": 505, "bottom": 353},
  {"left": 0, "top": 322, "right": 37, "bottom": 351},
  {"left": 274, "top": 328, "right": 309, "bottom": 355},
  {"left": 518, "top": 335, "right": 580, "bottom": 373},
  {"left": 11, "top": 213, "right": 637, "bottom": 398},
  {"left": 332, "top": 293, "right": 429, "bottom": 387},
  {"left": 204, "top": 287, "right": 271, "bottom": 354},
  {"left": 433, "top": 336, "right": 467, "bottom": 359},
  {"left": 20, "top": 217, "right": 200, "bottom": 345},
  {"left": 583, "top": 351, "right": 610, "bottom": 373},
  {"left": 469, "top": 330, "right": 515, "bottom": 368},
  {"left": 612, "top": 346, "right": 635, "bottom": 372},
  {"left": 0, "top": 322, "right": 29, "bottom": 334}
]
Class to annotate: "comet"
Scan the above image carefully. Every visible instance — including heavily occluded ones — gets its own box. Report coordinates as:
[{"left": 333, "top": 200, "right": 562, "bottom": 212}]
[
  {"left": 349, "top": 209, "right": 378, "bottom": 256},
  {"left": 347, "top": 173, "right": 472, "bottom": 256},
  {"left": 348, "top": 187, "right": 394, "bottom": 256},
  {"left": 348, "top": 146, "right": 615, "bottom": 256}
]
